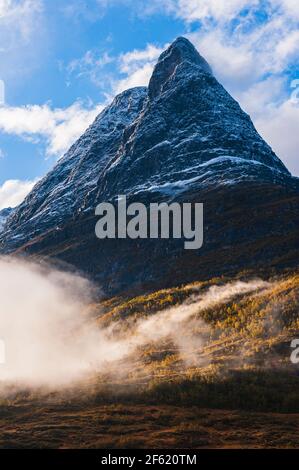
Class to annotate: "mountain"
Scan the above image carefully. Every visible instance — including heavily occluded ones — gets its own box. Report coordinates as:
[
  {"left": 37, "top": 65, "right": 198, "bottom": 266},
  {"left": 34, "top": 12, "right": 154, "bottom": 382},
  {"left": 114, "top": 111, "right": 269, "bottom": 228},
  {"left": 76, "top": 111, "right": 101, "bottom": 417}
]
[
  {"left": 0, "top": 87, "right": 147, "bottom": 244},
  {"left": 0, "top": 37, "right": 298, "bottom": 293},
  {"left": 0, "top": 207, "right": 14, "bottom": 233},
  {"left": 95, "top": 37, "right": 290, "bottom": 201}
]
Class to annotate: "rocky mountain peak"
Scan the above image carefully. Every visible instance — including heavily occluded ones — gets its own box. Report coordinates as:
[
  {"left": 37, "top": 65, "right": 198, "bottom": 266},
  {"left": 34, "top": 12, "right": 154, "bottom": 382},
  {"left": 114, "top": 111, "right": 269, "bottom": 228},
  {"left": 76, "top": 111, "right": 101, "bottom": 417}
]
[
  {"left": 148, "top": 36, "right": 213, "bottom": 100},
  {"left": 0, "top": 37, "right": 297, "bottom": 290}
]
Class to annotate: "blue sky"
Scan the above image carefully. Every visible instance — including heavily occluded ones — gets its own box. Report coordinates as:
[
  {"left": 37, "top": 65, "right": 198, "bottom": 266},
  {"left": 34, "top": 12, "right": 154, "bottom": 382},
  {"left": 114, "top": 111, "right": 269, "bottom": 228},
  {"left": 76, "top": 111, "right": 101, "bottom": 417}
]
[{"left": 0, "top": 0, "right": 298, "bottom": 208}]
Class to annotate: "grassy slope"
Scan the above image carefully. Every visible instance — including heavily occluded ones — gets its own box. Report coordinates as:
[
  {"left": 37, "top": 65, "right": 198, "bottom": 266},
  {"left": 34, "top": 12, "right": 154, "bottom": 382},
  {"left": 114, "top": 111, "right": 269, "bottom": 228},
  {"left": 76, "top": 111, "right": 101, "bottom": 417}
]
[
  {"left": 90, "top": 271, "right": 299, "bottom": 411},
  {"left": 1, "top": 270, "right": 299, "bottom": 448},
  {"left": 1, "top": 404, "right": 298, "bottom": 449}
]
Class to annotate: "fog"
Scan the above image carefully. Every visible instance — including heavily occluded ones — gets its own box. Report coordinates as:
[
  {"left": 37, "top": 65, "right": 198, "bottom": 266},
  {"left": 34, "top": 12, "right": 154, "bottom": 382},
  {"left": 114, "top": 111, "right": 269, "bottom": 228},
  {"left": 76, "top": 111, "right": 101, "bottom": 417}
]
[{"left": 0, "top": 257, "right": 269, "bottom": 391}]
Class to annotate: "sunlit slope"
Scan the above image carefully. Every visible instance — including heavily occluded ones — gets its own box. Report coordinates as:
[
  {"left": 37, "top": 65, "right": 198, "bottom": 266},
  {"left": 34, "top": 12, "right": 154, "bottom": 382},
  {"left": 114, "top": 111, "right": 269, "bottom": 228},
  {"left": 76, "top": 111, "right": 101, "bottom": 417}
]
[
  {"left": 1, "top": 271, "right": 298, "bottom": 449},
  {"left": 89, "top": 271, "right": 299, "bottom": 413}
]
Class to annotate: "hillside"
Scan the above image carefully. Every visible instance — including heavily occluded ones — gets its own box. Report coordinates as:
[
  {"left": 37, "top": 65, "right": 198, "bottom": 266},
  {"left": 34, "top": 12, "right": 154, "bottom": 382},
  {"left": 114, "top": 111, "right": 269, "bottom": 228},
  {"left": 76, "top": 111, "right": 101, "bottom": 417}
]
[
  {"left": 0, "top": 37, "right": 298, "bottom": 450},
  {"left": 0, "top": 37, "right": 298, "bottom": 294},
  {"left": 1, "top": 270, "right": 298, "bottom": 448}
]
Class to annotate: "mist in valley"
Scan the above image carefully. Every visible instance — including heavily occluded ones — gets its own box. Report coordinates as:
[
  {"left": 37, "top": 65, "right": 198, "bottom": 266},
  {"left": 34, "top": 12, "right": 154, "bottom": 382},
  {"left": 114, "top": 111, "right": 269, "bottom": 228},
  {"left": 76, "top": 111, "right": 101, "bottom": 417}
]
[{"left": 0, "top": 256, "right": 270, "bottom": 394}]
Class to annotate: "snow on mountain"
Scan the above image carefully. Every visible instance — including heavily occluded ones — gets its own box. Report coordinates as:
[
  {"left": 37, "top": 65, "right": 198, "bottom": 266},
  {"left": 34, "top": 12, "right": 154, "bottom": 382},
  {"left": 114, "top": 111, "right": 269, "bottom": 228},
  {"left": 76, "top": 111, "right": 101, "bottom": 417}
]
[
  {"left": 0, "top": 87, "right": 146, "bottom": 246},
  {"left": 0, "top": 208, "right": 13, "bottom": 234},
  {"left": 0, "top": 37, "right": 297, "bottom": 293},
  {"left": 96, "top": 37, "right": 289, "bottom": 202}
]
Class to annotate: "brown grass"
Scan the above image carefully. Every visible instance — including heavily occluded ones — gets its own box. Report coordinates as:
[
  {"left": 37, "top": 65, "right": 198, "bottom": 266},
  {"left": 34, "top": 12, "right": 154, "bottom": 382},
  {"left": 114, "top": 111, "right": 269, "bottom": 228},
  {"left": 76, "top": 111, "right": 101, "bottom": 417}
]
[{"left": 1, "top": 270, "right": 299, "bottom": 448}]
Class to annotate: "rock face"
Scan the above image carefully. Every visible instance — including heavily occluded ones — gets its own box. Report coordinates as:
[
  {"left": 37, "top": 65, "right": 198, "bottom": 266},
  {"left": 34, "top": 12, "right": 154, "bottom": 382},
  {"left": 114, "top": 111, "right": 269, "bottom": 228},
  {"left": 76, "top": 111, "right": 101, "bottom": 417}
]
[
  {"left": 96, "top": 37, "right": 289, "bottom": 202},
  {"left": 0, "top": 37, "right": 298, "bottom": 294},
  {"left": 0, "top": 208, "right": 13, "bottom": 233},
  {"left": 0, "top": 87, "right": 147, "bottom": 246}
]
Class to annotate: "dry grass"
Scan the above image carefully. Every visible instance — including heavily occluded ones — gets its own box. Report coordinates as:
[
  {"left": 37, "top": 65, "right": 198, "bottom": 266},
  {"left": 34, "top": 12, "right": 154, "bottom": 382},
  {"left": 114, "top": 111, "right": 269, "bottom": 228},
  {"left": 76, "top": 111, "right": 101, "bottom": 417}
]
[
  {"left": 0, "top": 402, "right": 298, "bottom": 449},
  {"left": 1, "top": 270, "right": 299, "bottom": 448}
]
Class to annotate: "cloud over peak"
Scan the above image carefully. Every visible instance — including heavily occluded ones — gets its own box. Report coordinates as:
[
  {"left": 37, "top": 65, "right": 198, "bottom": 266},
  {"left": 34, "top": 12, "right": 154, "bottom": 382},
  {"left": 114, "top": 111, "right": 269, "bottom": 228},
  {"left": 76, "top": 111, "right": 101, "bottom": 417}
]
[
  {"left": 0, "top": 101, "right": 104, "bottom": 157},
  {"left": 0, "top": 178, "right": 38, "bottom": 210}
]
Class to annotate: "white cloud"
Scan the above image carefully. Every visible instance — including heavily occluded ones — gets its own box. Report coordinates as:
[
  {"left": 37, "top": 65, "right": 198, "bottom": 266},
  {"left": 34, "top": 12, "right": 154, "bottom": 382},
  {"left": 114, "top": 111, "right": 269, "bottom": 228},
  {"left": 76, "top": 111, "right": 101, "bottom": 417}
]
[
  {"left": 273, "top": 0, "right": 299, "bottom": 20},
  {"left": 167, "top": 0, "right": 258, "bottom": 23},
  {"left": 66, "top": 50, "right": 114, "bottom": 87},
  {"left": 0, "top": 0, "right": 44, "bottom": 86},
  {"left": 113, "top": 43, "right": 164, "bottom": 94},
  {"left": 0, "top": 178, "right": 38, "bottom": 209},
  {"left": 254, "top": 99, "right": 299, "bottom": 176},
  {"left": 0, "top": 0, "right": 10, "bottom": 17},
  {"left": 114, "top": 63, "right": 154, "bottom": 94},
  {"left": 235, "top": 76, "right": 285, "bottom": 115},
  {"left": 187, "top": 19, "right": 299, "bottom": 91},
  {"left": 0, "top": 101, "right": 104, "bottom": 157},
  {"left": 233, "top": 76, "right": 299, "bottom": 175},
  {"left": 160, "top": 0, "right": 299, "bottom": 25},
  {"left": 189, "top": 31, "right": 258, "bottom": 90},
  {"left": 119, "top": 43, "right": 164, "bottom": 73},
  {"left": 0, "top": 0, "right": 42, "bottom": 45},
  {"left": 275, "top": 30, "right": 299, "bottom": 66},
  {"left": 47, "top": 102, "right": 104, "bottom": 155}
]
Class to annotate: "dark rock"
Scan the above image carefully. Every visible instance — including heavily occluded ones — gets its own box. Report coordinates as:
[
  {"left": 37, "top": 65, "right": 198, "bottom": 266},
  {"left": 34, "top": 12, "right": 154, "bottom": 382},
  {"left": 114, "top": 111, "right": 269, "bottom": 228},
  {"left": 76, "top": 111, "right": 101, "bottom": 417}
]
[{"left": 0, "top": 37, "right": 298, "bottom": 294}]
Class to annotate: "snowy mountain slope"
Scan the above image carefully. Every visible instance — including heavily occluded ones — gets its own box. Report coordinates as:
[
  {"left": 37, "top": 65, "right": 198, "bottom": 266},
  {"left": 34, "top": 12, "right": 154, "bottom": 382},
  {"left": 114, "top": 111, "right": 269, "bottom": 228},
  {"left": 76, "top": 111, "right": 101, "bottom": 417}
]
[
  {"left": 95, "top": 37, "right": 289, "bottom": 202},
  {"left": 1, "top": 87, "right": 146, "bottom": 247},
  {"left": 0, "top": 37, "right": 298, "bottom": 293},
  {"left": 0, "top": 208, "right": 14, "bottom": 234}
]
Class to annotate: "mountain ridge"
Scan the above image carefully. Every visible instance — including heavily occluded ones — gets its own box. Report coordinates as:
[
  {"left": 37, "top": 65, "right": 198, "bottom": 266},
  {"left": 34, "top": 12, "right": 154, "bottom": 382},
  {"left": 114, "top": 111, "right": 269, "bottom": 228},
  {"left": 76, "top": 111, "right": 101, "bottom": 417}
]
[{"left": 0, "top": 37, "right": 298, "bottom": 294}]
